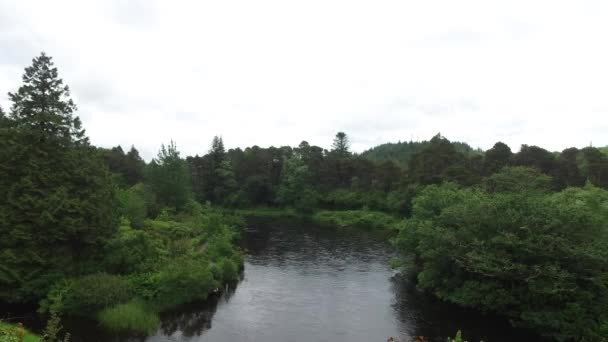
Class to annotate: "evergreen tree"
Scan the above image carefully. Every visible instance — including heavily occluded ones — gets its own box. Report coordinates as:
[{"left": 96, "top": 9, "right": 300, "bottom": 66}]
[
  {"left": 144, "top": 141, "right": 192, "bottom": 211},
  {"left": 331, "top": 132, "right": 350, "bottom": 156},
  {"left": 124, "top": 146, "right": 145, "bottom": 185},
  {"left": 0, "top": 53, "right": 115, "bottom": 302}
]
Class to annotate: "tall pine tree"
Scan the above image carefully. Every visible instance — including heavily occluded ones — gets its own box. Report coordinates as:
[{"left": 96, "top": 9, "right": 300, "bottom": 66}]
[{"left": 0, "top": 53, "right": 116, "bottom": 302}]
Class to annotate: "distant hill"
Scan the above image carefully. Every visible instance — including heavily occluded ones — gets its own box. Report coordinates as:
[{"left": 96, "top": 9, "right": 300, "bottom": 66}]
[
  {"left": 361, "top": 139, "right": 482, "bottom": 168},
  {"left": 600, "top": 146, "right": 608, "bottom": 156}
]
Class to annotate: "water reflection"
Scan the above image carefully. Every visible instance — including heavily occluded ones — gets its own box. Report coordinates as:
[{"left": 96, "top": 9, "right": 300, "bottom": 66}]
[{"left": 64, "top": 217, "right": 545, "bottom": 342}]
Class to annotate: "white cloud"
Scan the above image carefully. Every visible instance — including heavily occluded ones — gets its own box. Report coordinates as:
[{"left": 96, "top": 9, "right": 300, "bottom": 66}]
[{"left": 0, "top": 0, "right": 606, "bottom": 159}]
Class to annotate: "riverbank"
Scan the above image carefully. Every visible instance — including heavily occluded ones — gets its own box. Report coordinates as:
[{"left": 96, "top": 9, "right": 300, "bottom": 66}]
[{"left": 234, "top": 207, "right": 403, "bottom": 235}]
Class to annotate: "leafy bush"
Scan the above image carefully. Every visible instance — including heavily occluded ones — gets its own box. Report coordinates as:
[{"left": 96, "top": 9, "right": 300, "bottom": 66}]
[
  {"left": 115, "top": 183, "right": 148, "bottom": 228},
  {"left": 151, "top": 258, "right": 218, "bottom": 310},
  {"left": 60, "top": 273, "right": 132, "bottom": 316},
  {"left": 98, "top": 300, "right": 159, "bottom": 335},
  {"left": 102, "top": 224, "right": 159, "bottom": 274},
  {"left": 393, "top": 182, "right": 608, "bottom": 340}
]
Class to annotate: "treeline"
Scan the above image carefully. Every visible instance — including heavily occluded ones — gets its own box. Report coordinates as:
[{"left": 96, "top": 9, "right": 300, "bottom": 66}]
[
  {"left": 103, "top": 132, "right": 608, "bottom": 216},
  {"left": 0, "top": 53, "right": 243, "bottom": 336},
  {"left": 2, "top": 52, "right": 608, "bottom": 340}
]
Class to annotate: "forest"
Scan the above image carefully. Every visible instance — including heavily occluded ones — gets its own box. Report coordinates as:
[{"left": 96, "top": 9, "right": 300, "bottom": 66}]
[{"left": 1, "top": 54, "right": 608, "bottom": 341}]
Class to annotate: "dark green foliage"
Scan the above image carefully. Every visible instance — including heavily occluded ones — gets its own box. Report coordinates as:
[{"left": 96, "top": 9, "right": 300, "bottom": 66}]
[
  {"left": 331, "top": 132, "right": 350, "bottom": 157},
  {"left": 61, "top": 273, "right": 132, "bottom": 316},
  {"left": 393, "top": 181, "right": 608, "bottom": 340},
  {"left": 579, "top": 146, "right": 608, "bottom": 188},
  {"left": 483, "top": 142, "right": 512, "bottom": 175},
  {"left": 407, "top": 134, "right": 478, "bottom": 186},
  {"left": 115, "top": 183, "right": 148, "bottom": 227},
  {"left": 276, "top": 153, "right": 318, "bottom": 212},
  {"left": 512, "top": 144, "right": 555, "bottom": 174},
  {"left": 362, "top": 139, "right": 480, "bottom": 168},
  {"left": 0, "top": 53, "right": 116, "bottom": 303},
  {"left": 483, "top": 166, "right": 552, "bottom": 193},
  {"left": 144, "top": 141, "right": 192, "bottom": 211},
  {"left": 550, "top": 147, "right": 586, "bottom": 189},
  {"left": 101, "top": 145, "right": 145, "bottom": 187}
]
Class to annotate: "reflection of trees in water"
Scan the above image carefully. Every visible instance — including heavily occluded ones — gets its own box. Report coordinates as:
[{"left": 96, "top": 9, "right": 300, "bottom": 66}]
[{"left": 159, "top": 283, "right": 239, "bottom": 338}]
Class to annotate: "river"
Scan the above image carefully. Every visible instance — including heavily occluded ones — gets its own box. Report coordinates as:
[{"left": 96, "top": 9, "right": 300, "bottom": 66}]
[
  {"left": 140, "top": 217, "right": 541, "bottom": 342},
  {"left": 15, "top": 217, "right": 543, "bottom": 341}
]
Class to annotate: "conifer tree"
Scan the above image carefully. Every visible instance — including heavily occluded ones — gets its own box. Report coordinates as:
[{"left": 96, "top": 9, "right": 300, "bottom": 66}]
[{"left": 0, "top": 53, "right": 115, "bottom": 302}]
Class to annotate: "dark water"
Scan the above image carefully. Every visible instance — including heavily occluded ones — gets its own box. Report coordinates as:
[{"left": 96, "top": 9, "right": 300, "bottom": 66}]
[
  {"left": 4, "top": 218, "right": 544, "bottom": 341},
  {"left": 143, "top": 218, "right": 541, "bottom": 342}
]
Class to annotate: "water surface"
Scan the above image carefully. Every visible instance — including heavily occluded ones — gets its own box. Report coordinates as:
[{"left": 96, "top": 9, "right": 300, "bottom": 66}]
[{"left": 140, "top": 218, "right": 541, "bottom": 342}]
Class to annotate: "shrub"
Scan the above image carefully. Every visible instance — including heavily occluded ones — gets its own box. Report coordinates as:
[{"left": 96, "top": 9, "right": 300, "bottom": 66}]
[
  {"left": 393, "top": 183, "right": 608, "bottom": 340},
  {"left": 98, "top": 300, "right": 159, "bottom": 335},
  {"left": 152, "top": 258, "right": 217, "bottom": 309},
  {"left": 61, "top": 273, "right": 132, "bottom": 316}
]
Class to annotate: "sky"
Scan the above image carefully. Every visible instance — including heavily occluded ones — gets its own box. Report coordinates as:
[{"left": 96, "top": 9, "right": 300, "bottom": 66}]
[{"left": 0, "top": 0, "right": 607, "bottom": 160}]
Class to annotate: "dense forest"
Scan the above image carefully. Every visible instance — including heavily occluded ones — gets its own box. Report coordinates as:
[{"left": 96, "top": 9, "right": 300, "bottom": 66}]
[{"left": 2, "top": 53, "right": 608, "bottom": 341}]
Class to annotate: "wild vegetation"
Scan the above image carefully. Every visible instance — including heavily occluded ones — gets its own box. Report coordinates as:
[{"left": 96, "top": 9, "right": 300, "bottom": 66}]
[{"left": 1, "top": 53, "right": 608, "bottom": 340}]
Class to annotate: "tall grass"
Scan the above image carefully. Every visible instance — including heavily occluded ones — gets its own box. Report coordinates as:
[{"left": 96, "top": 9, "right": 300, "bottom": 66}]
[{"left": 97, "top": 300, "right": 159, "bottom": 335}]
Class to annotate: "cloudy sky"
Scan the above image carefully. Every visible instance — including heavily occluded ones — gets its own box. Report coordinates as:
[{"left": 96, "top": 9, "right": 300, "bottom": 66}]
[{"left": 0, "top": 0, "right": 606, "bottom": 159}]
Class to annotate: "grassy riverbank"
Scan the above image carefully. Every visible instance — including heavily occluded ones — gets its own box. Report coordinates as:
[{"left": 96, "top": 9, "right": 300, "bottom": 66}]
[{"left": 235, "top": 207, "right": 402, "bottom": 234}]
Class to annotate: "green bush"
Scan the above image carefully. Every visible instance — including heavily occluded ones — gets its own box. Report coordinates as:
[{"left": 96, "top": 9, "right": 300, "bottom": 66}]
[
  {"left": 61, "top": 273, "right": 132, "bottom": 316},
  {"left": 98, "top": 300, "right": 159, "bottom": 335},
  {"left": 103, "top": 224, "right": 159, "bottom": 274},
  {"left": 115, "top": 183, "right": 148, "bottom": 228},
  {"left": 393, "top": 182, "right": 608, "bottom": 340},
  {"left": 151, "top": 258, "right": 218, "bottom": 309}
]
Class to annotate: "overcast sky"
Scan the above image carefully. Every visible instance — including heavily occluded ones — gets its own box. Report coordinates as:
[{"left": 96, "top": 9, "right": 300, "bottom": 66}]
[{"left": 1, "top": 0, "right": 607, "bottom": 159}]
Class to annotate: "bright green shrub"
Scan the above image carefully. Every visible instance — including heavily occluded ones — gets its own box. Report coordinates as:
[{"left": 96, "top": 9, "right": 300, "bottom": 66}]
[
  {"left": 103, "top": 225, "right": 159, "bottom": 274},
  {"left": 98, "top": 300, "right": 159, "bottom": 335},
  {"left": 152, "top": 258, "right": 217, "bottom": 309}
]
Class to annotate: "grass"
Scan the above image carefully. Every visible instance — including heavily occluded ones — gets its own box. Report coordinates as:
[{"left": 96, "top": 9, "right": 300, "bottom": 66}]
[
  {"left": 0, "top": 321, "right": 40, "bottom": 342},
  {"left": 236, "top": 207, "right": 402, "bottom": 234},
  {"left": 311, "top": 210, "right": 401, "bottom": 232},
  {"left": 234, "top": 207, "right": 304, "bottom": 219},
  {"left": 97, "top": 300, "right": 159, "bottom": 335}
]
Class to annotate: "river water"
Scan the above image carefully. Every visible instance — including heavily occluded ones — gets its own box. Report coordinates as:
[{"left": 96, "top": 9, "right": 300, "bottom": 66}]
[
  {"left": 141, "top": 218, "right": 541, "bottom": 342},
  {"left": 8, "top": 218, "right": 542, "bottom": 341}
]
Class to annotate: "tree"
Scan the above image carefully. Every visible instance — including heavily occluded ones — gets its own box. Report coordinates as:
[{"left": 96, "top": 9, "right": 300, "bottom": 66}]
[
  {"left": 144, "top": 141, "right": 192, "bottom": 211},
  {"left": 483, "top": 142, "right": 512, "bottom": 175},
  {"left": 483, "top": 166, "right": 552, "bottom": 193},
  {"left": 101, "top": 146, "right": 145, "bottom": 187},
  {"left": 407, "top": 134, "right": 464, "bottom": 185},
  {"left": 0, "top": 105, "right": 6, "bottom": 127},
  {"left": 0, "top": 53, "right": 115, "bottom": 302},
  {"left": 551, "top": 147, "right": 585, "bottom": 189},
  {"left": 213, "top": 159, "right": 238, "bottom": 205},
  {"left": 276, "top": 153, "right": 318, "bottom": 212},
  {"left": 331, "top": 132, "right": 350, "bottom": 156},
  {"left": 210, "top": 136, "right": 226, "bottom": 165},
  {"left": 512, "top": 145, "right": 555, "bottom": 174},
  {"left": 579, "top": 147, "right": 608, "bottom": 189}
]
